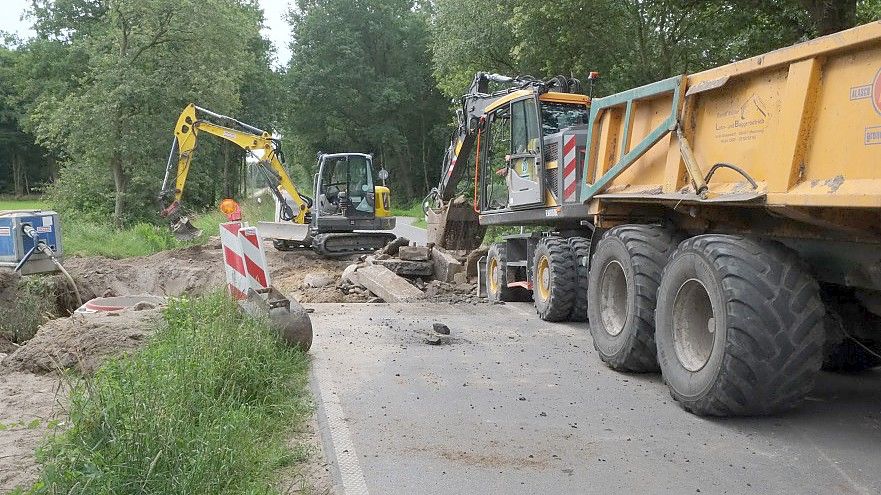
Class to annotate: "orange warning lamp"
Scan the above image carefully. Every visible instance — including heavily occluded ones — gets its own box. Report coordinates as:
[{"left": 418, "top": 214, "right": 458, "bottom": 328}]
[{"left": 219, "top": 198, "right": 242, "bottom": 221}]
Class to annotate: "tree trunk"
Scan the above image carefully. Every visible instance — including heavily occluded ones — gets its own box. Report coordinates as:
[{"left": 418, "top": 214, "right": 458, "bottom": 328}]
[
  {"left": 47, "top": 155, "right": 58, "bottom": 183},
  {"left": 802, "top": 0, "right": 857, "bottom": 35},
  {"left": 111, "top": 151, "right": 127, "bottom": 227},
  {"left": 222, "top": 141, "right": 231, "bottom": 198},
  {"left": 12, "top": 152, "right": 24, "bottom": 199}
]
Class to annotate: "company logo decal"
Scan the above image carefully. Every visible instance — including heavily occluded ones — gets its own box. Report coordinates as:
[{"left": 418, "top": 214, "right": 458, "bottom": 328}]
[{"left": 873, "top": 67, "right": 881, "bottom": 116}]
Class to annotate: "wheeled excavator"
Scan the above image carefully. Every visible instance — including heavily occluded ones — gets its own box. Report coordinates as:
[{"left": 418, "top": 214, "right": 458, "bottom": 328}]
[
  {"left": 423, "top": 72, "right": 590, "bottom": 251},
  {"left": 159, "top": 104, "right": 396, "bottom": 257}
]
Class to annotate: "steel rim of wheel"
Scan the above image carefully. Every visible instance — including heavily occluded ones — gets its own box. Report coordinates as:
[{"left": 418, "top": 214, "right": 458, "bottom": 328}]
[
  {"left": 672, "top": 278, "right": 716, "bottom": 372},
  {"left": 489, "top": 257, "right": 500, "bottom": 294},
  {"left": 599, "top": 260, "right": 628, "bottom": 336},
  {"left": 537, "top": 256, "right": 551, "bottom": 301}
]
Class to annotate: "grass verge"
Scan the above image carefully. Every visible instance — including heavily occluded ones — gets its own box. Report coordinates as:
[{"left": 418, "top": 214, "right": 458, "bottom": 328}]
[
  {"left": 23, "top": 293, "right": 312, "bottom": 494},
  {"left": 391, "top": 199, "right": 427, "bottom": 228},
  {"left": 63, "top": 198, "right": 276, "bottom": 259},
  {"left": 0, "top": 196, "right": 49, "bottom": 211}
]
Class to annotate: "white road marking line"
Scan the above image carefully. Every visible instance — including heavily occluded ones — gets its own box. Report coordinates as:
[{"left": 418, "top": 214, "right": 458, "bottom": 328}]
[{"left": 313, "top": 353, "right": 370, "bottom": 495}]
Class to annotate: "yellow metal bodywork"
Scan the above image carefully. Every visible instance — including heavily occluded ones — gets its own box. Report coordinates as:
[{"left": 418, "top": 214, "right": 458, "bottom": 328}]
[
  {"left": 172, "top": 104, "right": 309, "bottom": 224},
  {"left": 374, "top": 185, "right": 392, "bottom": 217},
  {"left": 485, "top": 90, "right": 590, "bottom": 114},
  {"left": 585, "top": 21, "right": 881, "bottom": 211}
]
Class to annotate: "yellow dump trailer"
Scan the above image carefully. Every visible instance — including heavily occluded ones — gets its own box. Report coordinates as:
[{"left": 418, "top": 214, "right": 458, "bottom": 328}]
[
  {"left": 435, "top": 22, "right": 881, "bottom": 416},
  {"left": 586, "top": 20, "right": 881, "bottom": 225}
]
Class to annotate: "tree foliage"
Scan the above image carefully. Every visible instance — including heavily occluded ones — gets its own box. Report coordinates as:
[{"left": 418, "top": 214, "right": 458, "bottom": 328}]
[
  {"left": 282, "top": 0, "right": 449, "bottom": 198},
  {"left": 8, "top": 0, "right": 274, "bottom": 224},
  {"left": 0, "top": 0, "right": 878, "bottom": 219}
]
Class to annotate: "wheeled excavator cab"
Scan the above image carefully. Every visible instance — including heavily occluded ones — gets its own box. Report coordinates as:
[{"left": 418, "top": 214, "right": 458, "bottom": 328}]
[{"left": 267, "top": 152, "right": 396, "bottom": 255}]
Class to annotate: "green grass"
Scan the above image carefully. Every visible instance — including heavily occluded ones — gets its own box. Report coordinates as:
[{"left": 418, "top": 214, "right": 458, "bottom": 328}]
[
  {"left": 23, "top": 293, "right": 312, "bottom": 495},
  {"left": 0, "top": 197, "right": 49, "bottom": 211},
  {"left": 391, "top": 199, "right": 427, "bottom": 228},
  {"left": 63, "top": 198, "right": 276, "bottom": 259}
]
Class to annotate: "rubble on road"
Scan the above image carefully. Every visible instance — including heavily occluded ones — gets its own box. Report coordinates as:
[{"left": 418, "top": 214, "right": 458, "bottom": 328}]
[
  {"left": 358, "top": 265, "right": 424, "bottom": 303},
  {"left": 431, "top": 245, "right": 463, "bottom": 282},
  {"left": 334, "top": 238, "right": 488, "bottom": 304},
  {"left": 303, "top": 273, "right": 335, "bottom": 288}
]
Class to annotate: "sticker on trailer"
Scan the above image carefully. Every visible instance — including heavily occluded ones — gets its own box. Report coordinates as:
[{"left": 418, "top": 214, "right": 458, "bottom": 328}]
[
  {"left": 874, "top": 67, "right": 881, "bottom": 116},
  {"left": 0, "top": 228, "right": 9, "bottom": 236},
  {"left": 865, "top": 126, "right": 881, "bottom": 146},
  {"left": 42, "top": 216, "right": 53, "bottom": 226},
  {"left": 545, "top": 208, "right": 559, "bottom": 217},
  {"left": 36, "top": 226, "right": 52, "bottom": 233}
]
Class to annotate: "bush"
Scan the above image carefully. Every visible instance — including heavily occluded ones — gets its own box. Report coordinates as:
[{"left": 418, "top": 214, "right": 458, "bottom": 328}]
[
  {"left": 27, "top": 293, "right": 312, "bottom": 494},
  {"left": 0, "top": 276, "right": 59, "bottom": 345}
]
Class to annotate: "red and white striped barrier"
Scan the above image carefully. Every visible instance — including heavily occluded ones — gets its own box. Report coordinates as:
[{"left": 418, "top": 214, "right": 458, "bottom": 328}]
[
  {"left": 220, "top": 222, "right": 273, "bottom": 300},
  {"left": 238, "top": 226, "right": 271, "bottom": 291},
  {"left": 220, "top": 221, "right": 249, "bottom": 300}
]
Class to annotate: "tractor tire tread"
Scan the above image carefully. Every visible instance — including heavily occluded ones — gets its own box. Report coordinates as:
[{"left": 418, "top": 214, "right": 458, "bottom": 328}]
[
  {"left": 590, "top": 225, "right": 680, "bottom": 372},
  {"left": 663, "top": 235, "right": 824, "bottom": 416},
  {"left": 534, "top": 237, "right": 577, "bottom": 321},
  {"left": 567, "top": 236, "right": 591, "bottom": 322}
]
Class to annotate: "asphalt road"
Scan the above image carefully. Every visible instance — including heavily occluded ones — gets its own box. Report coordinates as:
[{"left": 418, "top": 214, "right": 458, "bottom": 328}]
[
  {"left": 392, "top": 216, "right": 427, "bottom": 245},
  {"left": 306, "top": 302, "right": 881, "bottom": 495}
]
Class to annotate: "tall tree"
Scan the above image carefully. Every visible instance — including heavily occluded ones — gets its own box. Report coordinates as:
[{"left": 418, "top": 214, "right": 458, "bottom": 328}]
[
  {"left": 24, "top": 0, "right": 266, "bottom": 225},
  {"left": 283, "top": 0, "right": 449, "bottom": 200}
]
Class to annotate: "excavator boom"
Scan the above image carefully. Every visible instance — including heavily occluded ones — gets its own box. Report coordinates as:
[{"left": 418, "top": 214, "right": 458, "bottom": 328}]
[{"left": 159, "top": 104, "right": 310, "bottom": 238}]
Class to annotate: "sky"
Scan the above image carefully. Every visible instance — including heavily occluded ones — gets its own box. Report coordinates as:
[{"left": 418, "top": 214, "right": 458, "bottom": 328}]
[{"left": 0, "top": 0, "right": 294, "bottom": 68}]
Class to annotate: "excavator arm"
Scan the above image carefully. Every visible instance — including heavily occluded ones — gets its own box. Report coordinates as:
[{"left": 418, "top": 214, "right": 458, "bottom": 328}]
[{"left": 159, "top": 104, "right": 310, "bottom": 234}]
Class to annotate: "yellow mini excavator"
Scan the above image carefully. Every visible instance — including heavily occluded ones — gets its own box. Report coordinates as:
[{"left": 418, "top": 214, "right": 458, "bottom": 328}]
[{"left": 159, "top": 104, "right": 396, "bottom": 256}]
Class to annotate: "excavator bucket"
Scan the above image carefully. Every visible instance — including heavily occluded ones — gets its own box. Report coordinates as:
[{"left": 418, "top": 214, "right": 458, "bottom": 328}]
[
  {"left": 426, "top": 195, "right": 486, "bottom": 251},
  {"left": 171, "top": 216, "right": 202, "bottom": 241}
]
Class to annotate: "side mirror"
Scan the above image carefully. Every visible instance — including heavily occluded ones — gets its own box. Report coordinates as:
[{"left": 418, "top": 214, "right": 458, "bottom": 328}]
[{"left": 378, "top": 169, "right": 389, "bottom": 181}]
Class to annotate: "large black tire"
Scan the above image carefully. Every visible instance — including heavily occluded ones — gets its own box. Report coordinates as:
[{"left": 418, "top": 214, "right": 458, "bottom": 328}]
[
  {"left": 533, "top": 237, "right": 576, "bottom": 321},
  {"left": 655, "top": 235, "right": 825, "bottom": 416},
  {"left": 567, "top": 236, "right": 591, "bottom": 322},
  {"left": 587, "top": 225, "right": 679, "bottom": 372},
  {"left": 486, "top": 243, "right": 528, "bottom": 303}
]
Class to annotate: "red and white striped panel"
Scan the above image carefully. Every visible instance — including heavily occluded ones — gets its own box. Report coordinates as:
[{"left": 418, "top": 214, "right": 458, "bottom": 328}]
[
  {"left": 238, "top": 226, "right": 272, "bottom": 291},
  {"left": 562, "top": 134, "right": 579, "bottom": 201},
  {"left": 219, "top": 221, "right": 249, "bottom": 300}
]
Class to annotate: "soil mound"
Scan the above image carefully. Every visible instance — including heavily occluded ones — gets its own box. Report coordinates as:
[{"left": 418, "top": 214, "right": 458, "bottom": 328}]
[
  {"left": 65, "top": 243, "right": 227, "bottom": 299},
  {"left": 2, "top": 308, "right": 162, "bottom": 375}
]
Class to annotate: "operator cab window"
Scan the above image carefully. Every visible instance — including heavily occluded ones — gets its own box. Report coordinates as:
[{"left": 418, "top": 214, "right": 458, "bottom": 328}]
[
  {"left": 510, "top": 99, "right": 540, "bottom": 181},
  {"left": 482, "top": 105, "right": 511, "bottom": 211},
  {"left": 347, "top": 155, "right": 374, "bottom": 214},
  {"left": 541, "top": 102, "right": 589, "bottom": 135}
]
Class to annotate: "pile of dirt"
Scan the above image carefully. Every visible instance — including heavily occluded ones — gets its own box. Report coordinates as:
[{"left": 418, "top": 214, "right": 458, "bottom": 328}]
[
  {"left": 2, "top": 307, "right": 162, "bottom": 375},
  {"left": 266, "top": 249, "right": 366, "bottom": 302},
  {"left": 65, "top": 243, "right": 227, "bottom": 299},
  {"left": 419, "top": 279, "right": 482, "bottom": 304}
]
